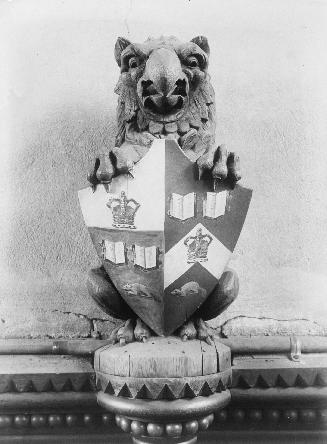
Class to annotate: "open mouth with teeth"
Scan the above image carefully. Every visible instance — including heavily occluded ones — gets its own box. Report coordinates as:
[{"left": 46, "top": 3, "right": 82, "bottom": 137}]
[{"left": 139, "top": 78, "right": 188, "bottom": 122}]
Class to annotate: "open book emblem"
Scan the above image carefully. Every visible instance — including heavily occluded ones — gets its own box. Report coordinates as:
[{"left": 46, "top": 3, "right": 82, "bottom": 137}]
[
  {"left": 107, "top": 191, "right": 140, "bottom": 229},
  {"left": 168, "top": 192, "right": 196, "bottom": 221},
  {"left": 132, "top": 245, "right": 159, "bottom": 271},
  {"left": 203, "top": 191, "right": 227, "bottom": 219},
  {"left": 78, "top": 139, "right": 252, "bottom": 336},
  {"left": 101, "top": 240, "right": 127, "bottom": 265},
  {"left": 184, "top": 228, "right": 212, "bottom": 263}
]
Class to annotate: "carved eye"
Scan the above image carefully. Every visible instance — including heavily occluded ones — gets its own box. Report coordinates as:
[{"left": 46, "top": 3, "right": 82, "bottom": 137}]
[
  {"left": 186, "top": 56, "right": 199, "bottom": 68},
  {"left": 129, "top": 57, "right": 138, "bottom": 69}
]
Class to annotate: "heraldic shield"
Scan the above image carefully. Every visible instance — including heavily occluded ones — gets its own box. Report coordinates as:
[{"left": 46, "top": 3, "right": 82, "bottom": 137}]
[{"left": 78, "top": 140, "right": 252, "bottom": 336}]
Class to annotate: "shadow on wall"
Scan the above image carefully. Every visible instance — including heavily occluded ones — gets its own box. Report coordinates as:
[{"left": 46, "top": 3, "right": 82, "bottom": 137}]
[{"left": 1, "top": 104, "right": 119, "bottom": 338}]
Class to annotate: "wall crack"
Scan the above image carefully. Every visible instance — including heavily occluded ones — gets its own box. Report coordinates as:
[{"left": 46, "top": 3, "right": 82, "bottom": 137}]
[{"left": 51, "top": 309, "right": 120, "bottom": 339}]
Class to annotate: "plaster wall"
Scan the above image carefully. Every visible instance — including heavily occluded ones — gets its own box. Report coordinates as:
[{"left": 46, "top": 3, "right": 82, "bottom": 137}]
[{"left": 0, "top": 0, "right": 327, "bottom": 338}]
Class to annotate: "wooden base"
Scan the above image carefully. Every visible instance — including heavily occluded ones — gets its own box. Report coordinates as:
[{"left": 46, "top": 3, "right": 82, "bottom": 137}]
[
  {"left": 95, "top": 337, "right": 232, "bottom": 443},
  {"left": 95, "top": 337, "right": 231, "bottom": 400}
]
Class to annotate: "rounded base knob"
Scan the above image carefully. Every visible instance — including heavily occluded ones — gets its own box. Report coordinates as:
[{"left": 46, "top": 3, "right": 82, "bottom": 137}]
[{"left": 132, "top": 436, "right": 197, "bottom": 444}]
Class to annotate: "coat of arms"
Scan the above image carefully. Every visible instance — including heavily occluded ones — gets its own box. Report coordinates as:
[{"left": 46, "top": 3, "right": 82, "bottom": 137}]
[{"left": 79, "top": 139, "right": 252, "bottom": 337}]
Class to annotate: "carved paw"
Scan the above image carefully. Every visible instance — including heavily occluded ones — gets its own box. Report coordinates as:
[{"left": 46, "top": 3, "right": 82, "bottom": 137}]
[
  {"left": 134, "top": 318, "right": 152, "bottom": 343},
  {"left": 177, "top": 319, "right": 197, "bottom": 341},
  {"left": 115, "top": 319, "right": 135, "bottom": 346},
  {"left": 108, "top": 318, "right": 153, "bottom": 346},
  {"left": 195, "top": 318, "right": 214, "bottom": 345},
  {"left": 197, "top": 144, "right": 241, "bottom": 186},
  {"left": 176, "top": 318, "right": 214, "bottom": 344}
]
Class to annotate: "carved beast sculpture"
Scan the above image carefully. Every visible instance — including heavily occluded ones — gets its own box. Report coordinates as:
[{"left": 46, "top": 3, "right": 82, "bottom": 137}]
[{"left": 87, "top": 36, "right": 241, "bottom": 344}]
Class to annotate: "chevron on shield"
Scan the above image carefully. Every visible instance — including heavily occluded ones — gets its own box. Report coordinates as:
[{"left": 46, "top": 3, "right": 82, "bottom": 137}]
[{"left": 78, "top": 139, "right": 252, "bottom": 337}]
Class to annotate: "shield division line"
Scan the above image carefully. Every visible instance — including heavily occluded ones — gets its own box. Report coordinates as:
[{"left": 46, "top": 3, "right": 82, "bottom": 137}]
[{"left": 78, "top": 139, "right": 252, "bottom": 337}]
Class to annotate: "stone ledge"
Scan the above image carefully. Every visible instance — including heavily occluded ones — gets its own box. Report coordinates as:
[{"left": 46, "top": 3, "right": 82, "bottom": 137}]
[{"left": 0, "top": 349, "right": 326, "bottom": 441}]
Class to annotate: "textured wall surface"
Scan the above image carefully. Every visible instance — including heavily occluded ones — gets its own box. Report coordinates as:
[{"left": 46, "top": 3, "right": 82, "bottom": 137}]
[{"left": 1, "top": 0, "right": 327, "bottom": 338}]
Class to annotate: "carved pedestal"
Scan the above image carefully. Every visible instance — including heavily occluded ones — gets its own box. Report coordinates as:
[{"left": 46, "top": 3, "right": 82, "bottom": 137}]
[{"left": 95, "top": 337, "right": 231, "bottom": 443}]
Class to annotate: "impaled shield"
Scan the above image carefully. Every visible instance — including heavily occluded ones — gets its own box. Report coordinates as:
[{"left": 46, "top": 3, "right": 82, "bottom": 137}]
[{"left": 78, "top": 140, "right": 252, "bottom": 336}]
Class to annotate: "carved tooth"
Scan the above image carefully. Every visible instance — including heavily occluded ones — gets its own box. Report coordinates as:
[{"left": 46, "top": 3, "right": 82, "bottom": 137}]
[
  {"left": 164, "top": 122, "right": 178, "bottom": 133},
  {"left": 149, "top": 121, "right": 164, "bottom": 134}
]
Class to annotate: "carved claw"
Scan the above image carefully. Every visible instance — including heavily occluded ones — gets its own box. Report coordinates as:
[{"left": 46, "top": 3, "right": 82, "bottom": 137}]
[
  {"left": 177, "top": 319, "right": 197, "bottom": 341},
  {"left": 197, "top": 148, "right": 215, "bottom": 177},
  {"left": 212, "top": 145, "right": 228, "bottom": 181},
  {"left": 134, "top": 318, "right": 152, "bottom": 343},
  {"left": 87, "top": 148, "right": 114, "bottom": 192},
  {"left": 87, "top": 158, "right": 101, "bottom": 192},
  {"left": 195, "top": 318, "right": 214, "bottom": 345},
  {"left": 227, "top": 152, "right": 241, "bottom": 182},
  {"left": 197, "top": 144, "right": 242, "bottom": 188}
]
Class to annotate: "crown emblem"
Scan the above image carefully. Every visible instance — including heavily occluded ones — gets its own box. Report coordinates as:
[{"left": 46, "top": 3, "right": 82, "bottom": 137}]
[
  {"left": 107, "top": 191, "right": 140, "bottom": 229},
  {"left": 184, "top": 228, "right": 213, "bottom": 263}
]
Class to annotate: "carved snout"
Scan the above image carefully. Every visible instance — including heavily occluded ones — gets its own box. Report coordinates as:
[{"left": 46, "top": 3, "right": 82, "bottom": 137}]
[
  {"left": 138, "top": 47, "right": 188, "bottom": 118},
  {"left": 141, "top": 78, "right": 187, "bottom": 112}
]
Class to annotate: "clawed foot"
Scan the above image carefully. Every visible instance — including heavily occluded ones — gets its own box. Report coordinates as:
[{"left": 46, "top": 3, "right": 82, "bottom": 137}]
[
  {"left": 108, "top": 318, "right": 214, "bottom": 346},
  {"left": 109, "top": 318, "right": 152, "bottom": 346},
  {"left": 177, "top": 318, "right": 214, "bottom": 345},
  {"left": 178, "top": 319, "right": 197, "bottom": 341},
  {"left": 87, "top": 148, "right": 115, "bottom": 192},
  {"left": 197, "top": 144, "right": 241, "bottom": 189},
  {"left": 87, "top": 139, "right": 152, "bottom": 192},
  {"left": 134, "top": 318, "right": 152, "bottom": 343},
  {"left": 195, "top": 318, "right": 214, "bottom": 345}
]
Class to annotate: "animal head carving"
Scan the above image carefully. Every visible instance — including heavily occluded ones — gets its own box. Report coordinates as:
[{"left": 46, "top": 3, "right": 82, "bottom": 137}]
[{"left": 114, "top": 35, "right": 216, "bottom": 155}]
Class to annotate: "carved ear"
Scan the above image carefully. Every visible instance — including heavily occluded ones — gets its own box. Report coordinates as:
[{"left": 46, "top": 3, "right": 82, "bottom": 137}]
[
  {"left": 115, "top": 37, "right": 132, "bottom": 66},
  {"left": 191, "top": 36, "right": 210, "bottom": 55}
]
